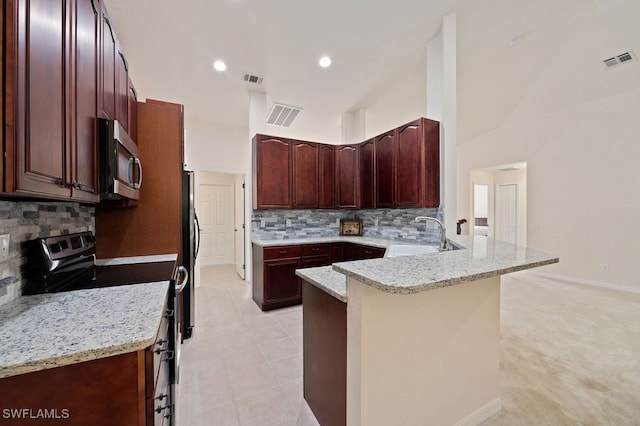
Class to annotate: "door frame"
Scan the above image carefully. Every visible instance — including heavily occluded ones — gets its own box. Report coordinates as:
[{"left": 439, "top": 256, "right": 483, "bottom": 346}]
[
  {"left": 471, "top": 181, "right": 494, "bottom": 238},
  {"left": 194, "top": 170, "right": 247, "bottom": 285}
]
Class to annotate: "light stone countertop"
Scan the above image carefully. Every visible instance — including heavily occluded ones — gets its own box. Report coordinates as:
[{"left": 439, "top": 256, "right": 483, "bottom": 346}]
[
  {"left": 276, "top": 235, "right": 558, "bottom": 299},
  {"left": 0, "top": 282, "right": 169, "bottom": 379},
  {"left": 252, "top": 236, "right": 430, "bottom": 250},
  {"left": 296, "top": 266, "right": 347, "bottom": 303}
]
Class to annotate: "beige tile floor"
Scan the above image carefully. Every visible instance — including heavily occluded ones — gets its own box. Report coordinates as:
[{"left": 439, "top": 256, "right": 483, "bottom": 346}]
[
  {"left": 177, "top": 265, "right": 319, "bottom": 426},
  {"left": 177, "top": 264, "right": 640, "bottom": 426}
]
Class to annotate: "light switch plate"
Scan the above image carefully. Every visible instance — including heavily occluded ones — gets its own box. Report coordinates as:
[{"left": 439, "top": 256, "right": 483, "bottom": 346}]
[{"left": 0, "top": 234, "right": 9, "bottom": 261}]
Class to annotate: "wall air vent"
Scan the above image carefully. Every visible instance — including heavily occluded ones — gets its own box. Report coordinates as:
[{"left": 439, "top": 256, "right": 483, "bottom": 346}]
[
  {"left": 243, "top": 73, "right": 264, "bottom": 85},
  {"left": 266, "top": 103, "right": 303, "bottom": 127},
  {"left": 602, "top": 50, "right": 636, "bottom": 69}
]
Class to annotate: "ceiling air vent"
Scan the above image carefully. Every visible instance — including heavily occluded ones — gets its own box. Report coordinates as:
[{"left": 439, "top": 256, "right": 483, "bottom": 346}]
[
  {"left": 243, "top": 73, "right": 264, "bottom": 85},
  {"left": 602, "top": 50, "right": 636, "bottom": 69},
  {"left": 266, "top": 103, "right": 303, "bottom": 127}
]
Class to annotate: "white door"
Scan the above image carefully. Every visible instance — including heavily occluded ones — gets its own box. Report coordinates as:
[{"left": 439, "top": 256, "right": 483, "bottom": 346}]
[
  {"left": 234, "top": 175, "right": 246, "bottom": 279},
  {"left": 495, "top": 184, "right": 518, "bottom": 244},
  {"left": 199, "top": 183, "right": 235, "bottom": 265}
]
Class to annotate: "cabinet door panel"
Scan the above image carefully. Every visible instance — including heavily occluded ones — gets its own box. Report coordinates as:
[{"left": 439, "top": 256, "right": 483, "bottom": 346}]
[
  {"left": 374, "top": 131, "right": 395, "bottom": 208},
  {"left": 318, "top": 145, "right": 335, "bottom": 208},
  {"left": 292, "top": 141, "right": 318, "bottom": 208},
  {"left": 254, "top": 136, "right": 292, "bottom": 209},
  {"left": 15, "top": 0, "right": 70, "bottom": 197},
  {"left": 396, "top": 121, "right": 422, "bottom": 207},
  {"left": 423, "top": 118, "right": 441, "bottom": 208},
  {"left": 335, "top": 145, "right": 360, "bottom": 208},
  {"left": 265, "top": 258, "right": 301, "bottom": 301},
  {"left": 71, "top": 0, "right": 99, "bottom": 201},
  {"left": 100, "top": 6, "right": 116, "bottom": 119},
  {"left": 360, "top": 139, "right": 375, "bottom": 209},
  {"left": 116, "top": 47, "right": 129, "bottom": 131}
]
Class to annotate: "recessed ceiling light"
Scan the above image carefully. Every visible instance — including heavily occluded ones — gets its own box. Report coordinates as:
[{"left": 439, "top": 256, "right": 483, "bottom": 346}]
[
  {"left": 319, "top": 56, "right": 332, "bottom": 68},
  {"left": 213, "top": 60, "right": 227, "bottom": 72}
]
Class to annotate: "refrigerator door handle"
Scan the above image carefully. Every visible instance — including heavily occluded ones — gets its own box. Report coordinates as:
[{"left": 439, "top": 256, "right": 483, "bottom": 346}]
[
  {"left": 175, "top": 266, "right": 189, "bottom": 293},
  {"left": 194, "top": 212, "right": 201, "bottom": 260}
]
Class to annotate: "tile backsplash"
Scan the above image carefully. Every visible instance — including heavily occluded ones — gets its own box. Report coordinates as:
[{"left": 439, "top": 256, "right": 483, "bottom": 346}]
[
  {"left": 252, "top": 207, "right": 444, "bottom": 243},
  {"left": 0, "top": 201, "right": 95, "bottom": 306}
]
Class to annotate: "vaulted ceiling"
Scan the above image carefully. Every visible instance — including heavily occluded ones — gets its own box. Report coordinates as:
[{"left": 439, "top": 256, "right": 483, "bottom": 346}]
[{"left": 104, "top": 0, "right": 638, "bottom": 144}]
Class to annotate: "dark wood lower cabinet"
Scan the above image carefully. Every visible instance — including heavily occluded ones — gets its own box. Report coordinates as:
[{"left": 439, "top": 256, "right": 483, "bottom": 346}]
[
  {"left": 302, "top": 280, "right": 347, "bottom": 426},
  {"left": 253, "top": 242, "right": 386, "bottom": 311}
]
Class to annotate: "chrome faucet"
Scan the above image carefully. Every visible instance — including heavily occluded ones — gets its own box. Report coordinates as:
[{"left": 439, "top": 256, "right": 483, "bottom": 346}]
[{"left": 415, "top": 216, "right": 448, "bottom": 251}]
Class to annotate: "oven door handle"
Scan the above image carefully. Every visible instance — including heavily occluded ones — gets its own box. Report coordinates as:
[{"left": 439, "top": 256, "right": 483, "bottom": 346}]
[{"left": 175, "top": 265, "right": 188, "bottom": 293}]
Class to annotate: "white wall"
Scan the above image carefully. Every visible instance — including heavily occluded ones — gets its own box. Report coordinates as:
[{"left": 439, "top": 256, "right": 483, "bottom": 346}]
[
  {"left": 364, "top": 52, "right": 427, "bottom": 139},
  {"left": 184, "top": 119, "right": 249, "bottom": 174},
  {"left": 456, "top": 1, "right": 640, "bottom": 289},
  {"left": 458, "top": 89, "right": 640, "bottom": 289}
]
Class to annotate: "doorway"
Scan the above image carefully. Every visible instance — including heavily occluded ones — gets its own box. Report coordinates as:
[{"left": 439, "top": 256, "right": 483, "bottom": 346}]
[
  {"left": 473, "top": 183, "right": 491, "bottom": 237},
  {"left": 470, "top": 162, "right": 527, "bottom": 246},
  {"left": 196, "top": 171, "right": 246, "bottom": 280}
]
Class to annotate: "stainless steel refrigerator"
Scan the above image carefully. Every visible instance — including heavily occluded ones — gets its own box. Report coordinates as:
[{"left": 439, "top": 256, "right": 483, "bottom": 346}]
[{"left": 181, "top": 170, "right": 200, "bottom": 339}]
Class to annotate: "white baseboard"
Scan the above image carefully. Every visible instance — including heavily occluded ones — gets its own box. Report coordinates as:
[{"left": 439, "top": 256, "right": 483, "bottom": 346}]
[
  {"left": 454, "top": 398, "right": 502, "bottom": 426},
  {"left": 527, "top": 270, "right": 640, "bottom": 294}
]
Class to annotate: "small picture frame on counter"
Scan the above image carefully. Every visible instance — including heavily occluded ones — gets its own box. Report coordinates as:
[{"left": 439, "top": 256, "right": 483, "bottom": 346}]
[{"left": 340, "top": 219, "right": 363, "bottom": 236}]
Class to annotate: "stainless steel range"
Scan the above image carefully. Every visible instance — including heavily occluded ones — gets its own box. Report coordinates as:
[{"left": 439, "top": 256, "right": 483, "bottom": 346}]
[{"left": 25, "top": 231, "right": 185, "bottom": 426}]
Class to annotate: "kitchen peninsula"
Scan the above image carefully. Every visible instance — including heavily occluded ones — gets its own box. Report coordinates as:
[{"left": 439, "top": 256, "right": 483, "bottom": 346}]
[{"left": 295, "top": 235, "right": 558, "bottom": 426}]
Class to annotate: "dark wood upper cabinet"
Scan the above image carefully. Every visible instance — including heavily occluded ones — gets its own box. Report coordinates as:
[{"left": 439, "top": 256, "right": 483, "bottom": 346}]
[
  {"left": 128, "top": 78, "right": 138, "bottom": 142},
  {"left": 335, "top": 144, "right": 360, "bottom": 209},
  {"left": 100, "top": 3, "right": 116, "bottom": 120},
  {"left": 4, "top": 0, "right": 97, "bottom": 201},
  {"left": 422, "top": 118, "right": 441, "bottom": 208},
  {"left": 396, "top": 120, "right": 422, "bottom": 207},
  {"left": 360, "top": 139, "right": 375, "bottom": 209},
  {"left": 8, "top": 0, "right": 70, "bottom": 198},
  {"left": 292, "top": 141, "right": 318, "bottom": 208},
  {"left": 70, "top": 0, "right": 100, "bottom": 202},
  {"left": 251, "top": 118, "right": 439, "bottom": 210},
  {"left": 253, "top": 135, "right": 292, "bottom": 209},
  {"left": 374, "top": 131, "right": 395, "bottom": 208},
  {"left": 318, "top": 144, "right": 335, "bottom": 209},
  {"left": 115, "top": 45, "right": 129, "bottom": 131}
]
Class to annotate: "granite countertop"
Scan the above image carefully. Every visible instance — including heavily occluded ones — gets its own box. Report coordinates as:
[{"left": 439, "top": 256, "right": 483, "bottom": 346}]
[
  {"left": 333, "top": 235, "right": 558, "bottom": 295},
  {"left": 252, "top": 236, "right": 424, "bottom": 250},
  {"left": 291, "top": 235, "right": 558, "bottom": 299},
  {"left": 296, "top": 266, "right": 347, "bottom": 302},
  {"left": 0, "top": 282, "right": 169, "bottom": 379}
]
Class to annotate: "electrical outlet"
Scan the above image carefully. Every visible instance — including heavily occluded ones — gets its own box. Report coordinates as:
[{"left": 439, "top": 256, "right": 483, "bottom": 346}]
[
  {"left": 601, "top": 264, "right": 610, "bottom": 272},
  {"left": 0, "top": 234, "right": 10, "bottom": 261},
  {"left": 286, "top": 219, "right": 292, "bottom": 227},
  {"left": 260, "top": 219, "right": 266, "bottom": 228},
  {"left": 374, "top": 218, "right": 379, "bottom": 227}
]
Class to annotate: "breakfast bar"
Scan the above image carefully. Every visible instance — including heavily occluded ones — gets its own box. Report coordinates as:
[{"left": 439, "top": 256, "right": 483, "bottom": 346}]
[{"left": 296, "top": 236, "right": 558, "bottom": 426}]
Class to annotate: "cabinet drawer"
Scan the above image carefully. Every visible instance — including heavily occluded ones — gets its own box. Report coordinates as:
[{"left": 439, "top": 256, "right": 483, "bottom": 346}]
[
  {"left": 146, "top": 307, "right": 171, "bottom": 398},
  {"left": 264, "top": 245, "right": 301, "bottom": 260},
  {"left": 147, "top": 380, "right": 171, "bottom": 426},
  {"left": 301, "top": 243, "right": 331, "bottom": 257}
]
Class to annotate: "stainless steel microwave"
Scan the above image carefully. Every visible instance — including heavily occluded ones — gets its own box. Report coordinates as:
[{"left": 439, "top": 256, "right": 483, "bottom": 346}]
[{"left": 99, "top": 119, "right": 142, "bottom": 200}]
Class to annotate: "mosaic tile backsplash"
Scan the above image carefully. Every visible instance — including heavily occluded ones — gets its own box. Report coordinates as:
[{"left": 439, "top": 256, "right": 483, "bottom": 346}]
[
  {"left": 0, "top": 201, "right": 95, "bottom": 306},
  {"left": 252, "top": 207, "right": 444, "bottom": 243}
]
